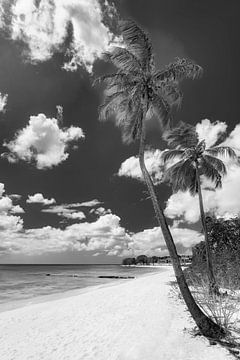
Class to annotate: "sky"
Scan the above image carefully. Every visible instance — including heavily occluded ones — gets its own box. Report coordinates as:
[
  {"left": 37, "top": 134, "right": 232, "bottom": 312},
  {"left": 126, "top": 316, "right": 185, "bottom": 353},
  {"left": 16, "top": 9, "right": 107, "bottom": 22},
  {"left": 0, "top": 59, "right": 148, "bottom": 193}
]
[{"left": 0, "top": 0, "right": 239, "bottom": 264}]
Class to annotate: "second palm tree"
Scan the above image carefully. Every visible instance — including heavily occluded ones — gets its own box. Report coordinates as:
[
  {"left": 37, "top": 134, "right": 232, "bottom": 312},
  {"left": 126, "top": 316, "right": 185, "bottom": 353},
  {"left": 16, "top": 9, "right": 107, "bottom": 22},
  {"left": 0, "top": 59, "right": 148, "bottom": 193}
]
[{"left": 162, "top": 122, "right": 236, "bottom": 294}]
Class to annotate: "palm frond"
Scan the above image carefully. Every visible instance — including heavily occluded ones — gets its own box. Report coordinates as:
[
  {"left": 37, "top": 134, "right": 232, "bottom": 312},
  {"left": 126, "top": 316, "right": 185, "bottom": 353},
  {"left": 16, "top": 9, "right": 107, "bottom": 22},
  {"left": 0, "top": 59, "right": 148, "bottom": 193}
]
[
  {"left": 200, "top": 157, "right": 222, "bottom": 189},
  {"left": 119, "top": 20, "right": 154, "bottom": 72},
  {"left": 149, "top": 93, "right": 171, "bottom": 130},
  {"left": 93, "top": 73, "right": 132, "bottom": 88},
  {"left": 160, "top": 83, "right": 183, "bottom": 107},
  {"left": 202, "top": 154, "right": 226, "bottom": 176},
  {"left": 163, "top": 158, "right": 196, "bottom": 193},
  {"left": 163, "top": 121, "right": 199, "bottom": 149},
  {"left": 161, "top": 149, "right": 184, "bottom": 163},
  {"left": 159, "top": 58, "right": 203, "bottom": 82},
  {"left": 206, "top": 146, "right": 237, "bottom": 159},
  {"left": 114, "top": 96, "right": 143, "bottom": 144},
  {"left": 122, "top": 102, "right": 143, "bottom": 144},
  {"left": 99, "top": 91, "right": 128, "bottom": 121},
  {"left": 196, "top": 140, "right": 206, "bottom": 154},
  {"left": 103, "top": 48, "right": 142, "bottom": 73},
  {"left": 154, "top": 58, "right": 203, "bottom": 83}
]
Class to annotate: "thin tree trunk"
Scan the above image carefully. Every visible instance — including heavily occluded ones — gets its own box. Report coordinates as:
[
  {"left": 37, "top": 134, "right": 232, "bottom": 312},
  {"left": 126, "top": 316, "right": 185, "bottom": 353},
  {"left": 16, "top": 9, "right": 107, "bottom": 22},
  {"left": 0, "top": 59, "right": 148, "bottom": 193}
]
[
  {"left": 138, "top": 115, "right": 224, "bottom": 339},
  {"left": 195, "top": 162, "right": 220, "bottom": 295}
]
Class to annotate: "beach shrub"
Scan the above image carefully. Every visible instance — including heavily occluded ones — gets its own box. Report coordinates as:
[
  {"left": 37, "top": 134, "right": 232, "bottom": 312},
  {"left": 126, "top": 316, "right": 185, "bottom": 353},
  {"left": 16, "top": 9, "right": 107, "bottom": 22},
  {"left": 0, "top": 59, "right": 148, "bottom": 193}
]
[
  {"left": 187, "top": 273, "right": 240, "bottom": 334},
  {"left": 190, "top": 216, "right": 240, "bottom": 289}
]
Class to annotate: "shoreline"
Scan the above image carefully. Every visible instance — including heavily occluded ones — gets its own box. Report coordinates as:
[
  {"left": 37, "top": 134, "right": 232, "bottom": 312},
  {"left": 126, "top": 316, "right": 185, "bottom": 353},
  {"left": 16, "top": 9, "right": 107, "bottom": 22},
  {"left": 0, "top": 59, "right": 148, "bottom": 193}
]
[{"left": 0, "top": 265, "right": 165, "bottom": 314}]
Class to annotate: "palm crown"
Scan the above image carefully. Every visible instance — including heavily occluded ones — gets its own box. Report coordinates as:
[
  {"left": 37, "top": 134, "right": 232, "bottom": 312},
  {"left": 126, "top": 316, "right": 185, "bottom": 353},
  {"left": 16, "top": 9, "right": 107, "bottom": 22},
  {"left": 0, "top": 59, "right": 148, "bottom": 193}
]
[
  {"left": 162, "top": 122, "right": 236, "bottom": 194},
  {"left": 94, "top": 20, "right": 203, "bottom": 144}
]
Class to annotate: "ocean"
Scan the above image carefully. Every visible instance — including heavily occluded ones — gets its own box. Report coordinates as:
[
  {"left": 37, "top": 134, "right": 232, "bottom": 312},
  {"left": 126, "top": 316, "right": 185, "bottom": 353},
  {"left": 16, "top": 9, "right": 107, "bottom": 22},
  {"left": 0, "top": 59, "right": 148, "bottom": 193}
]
[{"left": 0, "top": 264, "right": 162, "bottom": 311}]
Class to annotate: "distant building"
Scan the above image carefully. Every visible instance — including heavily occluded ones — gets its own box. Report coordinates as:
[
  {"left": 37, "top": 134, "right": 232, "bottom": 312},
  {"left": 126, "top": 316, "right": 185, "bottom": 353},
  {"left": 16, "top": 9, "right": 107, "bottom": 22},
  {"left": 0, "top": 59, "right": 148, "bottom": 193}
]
[{"left": 157, "top": 255, "right": 192, "bottom": 265}]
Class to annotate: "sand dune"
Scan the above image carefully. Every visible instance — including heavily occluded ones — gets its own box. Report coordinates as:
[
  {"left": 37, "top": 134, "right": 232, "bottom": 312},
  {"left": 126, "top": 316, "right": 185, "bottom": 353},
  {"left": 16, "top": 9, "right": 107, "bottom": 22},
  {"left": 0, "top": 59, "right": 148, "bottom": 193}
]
[{"left": 0, "top": 267, "right": 230, "bottom": 360}]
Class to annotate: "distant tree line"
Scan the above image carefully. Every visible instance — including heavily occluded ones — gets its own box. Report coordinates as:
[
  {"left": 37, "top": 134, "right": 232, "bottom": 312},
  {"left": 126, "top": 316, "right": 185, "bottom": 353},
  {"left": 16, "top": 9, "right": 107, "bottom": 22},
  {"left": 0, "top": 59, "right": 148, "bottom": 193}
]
[
  {"left": 122, "top": 255, "right": 159, "bottom": 265},
  {"left": 122, "top": 254, "right": 192, "bottom": 266}
]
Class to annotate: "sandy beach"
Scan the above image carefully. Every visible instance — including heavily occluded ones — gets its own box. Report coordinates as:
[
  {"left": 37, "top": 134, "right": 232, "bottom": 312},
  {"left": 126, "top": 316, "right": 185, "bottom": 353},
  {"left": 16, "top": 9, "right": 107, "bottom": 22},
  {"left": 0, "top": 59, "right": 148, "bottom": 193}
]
[{"left": 0, "top": 267, "right": 231, "bottom": 360}]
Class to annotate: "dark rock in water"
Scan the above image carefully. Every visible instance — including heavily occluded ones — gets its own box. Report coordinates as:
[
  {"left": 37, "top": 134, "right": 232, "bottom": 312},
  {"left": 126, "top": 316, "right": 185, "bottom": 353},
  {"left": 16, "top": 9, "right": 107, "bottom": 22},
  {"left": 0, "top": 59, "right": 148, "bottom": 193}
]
[
  {"left": 98, "top": 276, "right": 135, "bottom": 279},
  {"left": 45, "top": 273, "right": 80, "bottom": 277}
]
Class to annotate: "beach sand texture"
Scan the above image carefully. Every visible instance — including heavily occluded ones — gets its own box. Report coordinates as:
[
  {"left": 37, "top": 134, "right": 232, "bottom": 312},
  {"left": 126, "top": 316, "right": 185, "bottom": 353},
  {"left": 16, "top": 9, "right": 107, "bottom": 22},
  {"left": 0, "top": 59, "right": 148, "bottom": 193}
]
[{"left": 0, "top": 268, "right": 230, "bottom": 360}]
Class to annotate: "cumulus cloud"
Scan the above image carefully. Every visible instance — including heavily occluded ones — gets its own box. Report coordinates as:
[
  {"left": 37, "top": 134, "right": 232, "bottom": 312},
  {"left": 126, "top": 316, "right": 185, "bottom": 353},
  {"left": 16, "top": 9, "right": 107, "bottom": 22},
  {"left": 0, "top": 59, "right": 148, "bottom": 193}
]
[
  {"left": 0, "top": 92, "right": 8, "bottom": 113},
  {"left": 27, "top": 193, "right": 56, "bottom": 205},
  {"left": 0, "top": 183, "right": 24, "bottom": 232},
  {"left": 0, "top": 213, "right": 23, "bottom": 232},
  {"left": 123, "top": 226, "right": 203, "bottom": 257},
  {"left": 0, "top": 183, "right": 24, "bottom": 214},
  {"left": 10, "top": 205, "right": 25, "bottom": 214},
  {"left": 2, "top": 113, "right": 84, "bottom": 169},
  {"left": 42, "top": 204, "right": 85, "bottom": 220},
  {"left": 90, "top": 207, "right": 111, "bottom": 216},
  {"left": 196, "top": 119, "right": 227, "bottom": 148},
  {"left": 221, "top": 123, "right": 240, "bottom": 155},
  {"left": 1, "top": 0, "right": 119, "bottom": 73},
  {"left": 118, "top": 150, "right": 164, "bottom": 184},
  {"left": 0, "top": 213, "right": 130, "bottom": 256},
  {"left": 0, "top": 183, "right": 203, "bottom": 257}
]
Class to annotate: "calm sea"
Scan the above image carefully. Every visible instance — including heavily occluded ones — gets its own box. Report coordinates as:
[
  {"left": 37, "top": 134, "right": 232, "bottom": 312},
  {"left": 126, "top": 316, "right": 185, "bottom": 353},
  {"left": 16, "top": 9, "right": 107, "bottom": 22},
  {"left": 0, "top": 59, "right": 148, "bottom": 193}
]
[{"left": 0, "top": 264, "right": 162, "bottom": 311}]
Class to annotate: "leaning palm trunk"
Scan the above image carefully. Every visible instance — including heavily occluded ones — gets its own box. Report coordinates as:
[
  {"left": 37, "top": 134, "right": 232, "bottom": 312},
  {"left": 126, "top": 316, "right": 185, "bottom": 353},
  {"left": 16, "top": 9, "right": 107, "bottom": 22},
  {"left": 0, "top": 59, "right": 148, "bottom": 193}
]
[
  {"left": 138, "top": 115, "right": 224, "bottom": 338},
  {"left": 195, "top": 162, "right": 220, "bottom": 295}
]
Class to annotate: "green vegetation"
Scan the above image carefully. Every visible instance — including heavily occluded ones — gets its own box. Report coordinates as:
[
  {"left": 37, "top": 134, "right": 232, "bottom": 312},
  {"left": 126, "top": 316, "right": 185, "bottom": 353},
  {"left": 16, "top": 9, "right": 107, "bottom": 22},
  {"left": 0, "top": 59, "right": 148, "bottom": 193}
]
[
  {"left": 122, "top": 254, "right": 192, "bottom": 266},
  {"left": 187, "top": 216, "right": 240, "bottom": 289}
]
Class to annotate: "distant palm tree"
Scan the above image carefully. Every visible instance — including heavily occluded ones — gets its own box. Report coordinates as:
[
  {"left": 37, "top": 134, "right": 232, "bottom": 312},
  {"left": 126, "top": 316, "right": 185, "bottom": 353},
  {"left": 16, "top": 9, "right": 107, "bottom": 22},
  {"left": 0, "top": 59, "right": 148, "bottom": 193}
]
[
  {"left": 94, "top": 20, "right": 225, "bottom": 338},
  {"left": 162, "top": 122, "right": 236, "bottom": 294}
]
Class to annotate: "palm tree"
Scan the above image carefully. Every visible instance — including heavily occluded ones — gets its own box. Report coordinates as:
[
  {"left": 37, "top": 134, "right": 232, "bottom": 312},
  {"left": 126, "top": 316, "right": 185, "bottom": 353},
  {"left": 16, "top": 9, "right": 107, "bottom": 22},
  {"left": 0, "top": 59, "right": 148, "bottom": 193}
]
[
  {"left": 94, "top": 20, "right": 225, "bottom": 338},
  {"left": 162, "top": 122, "right": 236, "bottom": 294}
]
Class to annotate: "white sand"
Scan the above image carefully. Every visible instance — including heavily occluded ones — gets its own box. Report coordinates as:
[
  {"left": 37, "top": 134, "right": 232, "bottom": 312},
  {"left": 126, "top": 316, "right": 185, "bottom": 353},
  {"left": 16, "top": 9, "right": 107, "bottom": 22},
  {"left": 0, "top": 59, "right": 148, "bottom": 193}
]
[{"left": 0, "top": 267, "right": 231, "bottom": 360}]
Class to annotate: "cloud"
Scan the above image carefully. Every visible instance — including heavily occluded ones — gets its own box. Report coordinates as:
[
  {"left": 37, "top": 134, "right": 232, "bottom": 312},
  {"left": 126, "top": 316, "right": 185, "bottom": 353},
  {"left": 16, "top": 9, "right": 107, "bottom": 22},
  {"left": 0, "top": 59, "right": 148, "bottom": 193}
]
[
  {"left": 2, "top": 112, "right": 84, "bottom": 169},
  {"left": 0, "top": 213, "right": 23, "bottom": 232},
  {"left": 124, "top": 225, "right": 203, "bottom": 257},
  {"left": 0, "top": 182, "right": 202, "bottom": 257},
  {"left": 10, "top": 205, "right": 25, "bottom": 214},
  {"left": 90, "top": 207, "right": 111, "bottom": 216},
  {"left": 0, "top": 213, "right": 130, "bottom": 256},
  {"left": 27, "top": 193, "right": 56, "bottom": 205},
  {"left": 2, "top": 0, "right": 119, "bottom": 73},
  {"left": 65, "top": 199, "right": 102, "bottom": 208},
  {"left": 0, "top": 183, "right": 24, "bottom": 215},
  {"left": 0, "top": 183, "right": 24, "bottom": 232},
  {"left": 0, "top": 182, "right": 5, "bottom": 196},
  {"left": 9, "top": 194, "right": 22, "bottom": 201},
  {"left": 196, "top": 119, "right": 227, "bottom": 148},
  {"left": 118, "top": 150, "right": 164, "bottom": 184},
  {"left": 0, "top": 92, "right": 8, "bottom": 113},
  {"left": 221, "top": 123, "right": 240, "bottom": 155},
  {"left": 42, "top": 204, "right": 85, "bottom": 220}
]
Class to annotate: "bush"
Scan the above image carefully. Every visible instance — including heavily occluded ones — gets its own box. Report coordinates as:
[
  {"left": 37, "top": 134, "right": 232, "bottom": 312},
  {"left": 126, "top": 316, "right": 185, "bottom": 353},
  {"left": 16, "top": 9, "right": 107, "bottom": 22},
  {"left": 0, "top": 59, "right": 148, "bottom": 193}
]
[
  {"left": 190, "top": 216, "right": 240, "bottom": 289},
  {"left": 187, "top": 273, "right": 240, "bottom": 333}
]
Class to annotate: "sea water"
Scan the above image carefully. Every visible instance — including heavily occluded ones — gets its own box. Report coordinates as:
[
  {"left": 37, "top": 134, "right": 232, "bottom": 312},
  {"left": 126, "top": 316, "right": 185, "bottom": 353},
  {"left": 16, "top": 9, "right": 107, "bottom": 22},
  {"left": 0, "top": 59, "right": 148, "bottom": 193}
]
[{"left": 0, "top": 264, "right": 162, "bottom": 310}]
